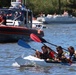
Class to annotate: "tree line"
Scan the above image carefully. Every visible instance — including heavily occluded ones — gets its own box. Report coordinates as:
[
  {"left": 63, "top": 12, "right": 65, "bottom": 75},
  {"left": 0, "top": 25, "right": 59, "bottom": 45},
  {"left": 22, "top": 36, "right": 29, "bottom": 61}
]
[{"left": 0, "top": 0, "right": 76, "bottom": 16}]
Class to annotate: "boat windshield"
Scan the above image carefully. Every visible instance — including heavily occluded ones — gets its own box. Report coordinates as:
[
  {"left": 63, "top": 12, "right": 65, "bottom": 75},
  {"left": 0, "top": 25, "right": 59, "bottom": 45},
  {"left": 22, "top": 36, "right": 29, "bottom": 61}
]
[
  {"left": 0, "top": 8, "right": 24, "bottom": 21},
  {"left": 7, "top": 10, "right": 24, "bottom": 21}
]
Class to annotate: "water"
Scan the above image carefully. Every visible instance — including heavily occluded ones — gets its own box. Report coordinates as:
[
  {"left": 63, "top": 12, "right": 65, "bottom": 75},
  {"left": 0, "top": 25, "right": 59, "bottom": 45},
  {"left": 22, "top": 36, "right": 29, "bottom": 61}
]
[{"left": 0, "top": 24, "right": 76, "bottom": 75}]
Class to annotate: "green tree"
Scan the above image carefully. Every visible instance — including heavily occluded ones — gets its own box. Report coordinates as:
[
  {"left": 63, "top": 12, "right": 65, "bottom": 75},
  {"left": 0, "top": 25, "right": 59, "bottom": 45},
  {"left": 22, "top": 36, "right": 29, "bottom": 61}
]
[
  {"left": 26, "top": 0, "right": 76, "bottom": 16},
  {"left": 0, "top": 0, "right": 76, "bottom": 16},
  {"left": 0, "top": 0, "right": 10, "bottom": 8}
]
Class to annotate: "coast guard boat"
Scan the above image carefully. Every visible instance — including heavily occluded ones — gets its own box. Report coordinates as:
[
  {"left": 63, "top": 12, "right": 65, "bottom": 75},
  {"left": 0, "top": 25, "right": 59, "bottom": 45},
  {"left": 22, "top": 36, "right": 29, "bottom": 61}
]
[{"left": 0, "top": 0, "right": 44, "bottom": 43}]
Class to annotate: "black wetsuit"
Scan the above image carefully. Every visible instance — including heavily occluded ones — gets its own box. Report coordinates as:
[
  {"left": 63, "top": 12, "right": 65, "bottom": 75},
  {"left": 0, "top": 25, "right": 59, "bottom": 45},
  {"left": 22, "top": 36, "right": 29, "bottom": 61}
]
[{"left": 40, "top": 52, "right": 49, "bottom": 59}]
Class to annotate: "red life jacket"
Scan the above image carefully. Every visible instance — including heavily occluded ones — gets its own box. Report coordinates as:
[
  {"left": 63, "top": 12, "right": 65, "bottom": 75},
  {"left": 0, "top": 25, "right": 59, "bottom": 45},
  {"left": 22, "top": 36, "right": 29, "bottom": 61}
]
[
  {"left": 49, "top": 51, "right": 55, "bottom": 59},
  {"left": 0, "top": 17, "right": 3, "bottom": 23}
]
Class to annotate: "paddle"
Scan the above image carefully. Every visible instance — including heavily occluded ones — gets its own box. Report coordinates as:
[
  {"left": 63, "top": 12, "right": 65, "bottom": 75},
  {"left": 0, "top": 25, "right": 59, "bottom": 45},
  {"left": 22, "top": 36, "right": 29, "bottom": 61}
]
[
  {"left": 18, "top": 39, "right": 36, "bottom": 51},
  {"left": 30, "top": 33, "right": 68, "bottom": 51}
]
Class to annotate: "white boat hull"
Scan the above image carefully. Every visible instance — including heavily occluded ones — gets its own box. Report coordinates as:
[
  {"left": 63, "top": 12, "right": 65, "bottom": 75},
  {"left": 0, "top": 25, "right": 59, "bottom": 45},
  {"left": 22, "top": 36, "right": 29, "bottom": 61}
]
[
  {"left": 32, "top": 20, "right": 46, "bottom": 29},
  {"left": 12, "top": 55, "right": 73, "bottom": 67},
  {"left": 14, "top": 55, "right": 52, "bottom": 67},
  {"left": 37, "top": 15, "right": 76, "bottom": 24}
]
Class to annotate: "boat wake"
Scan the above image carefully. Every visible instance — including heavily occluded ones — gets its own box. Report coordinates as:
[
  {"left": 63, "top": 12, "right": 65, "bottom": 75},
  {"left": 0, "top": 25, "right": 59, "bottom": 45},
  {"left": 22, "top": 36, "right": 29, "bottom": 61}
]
[
  {"left": 12, "top": 56, "right": 37, "bottom": 67},
  {"left": 12, "top": 62, "right": 35, "bottom": 67},
  {"left": 12, "top": 62, "right": 20, "bottom": 67}
]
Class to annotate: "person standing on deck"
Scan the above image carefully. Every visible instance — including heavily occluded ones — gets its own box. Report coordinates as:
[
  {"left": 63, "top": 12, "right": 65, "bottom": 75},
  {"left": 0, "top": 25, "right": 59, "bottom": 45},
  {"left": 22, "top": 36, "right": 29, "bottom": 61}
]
[
  {"left": 0, "top": 14, "right": 4, "bottom": 25},
  {"left": 2, "top": 13, "right": 6, "bottom": 25}
]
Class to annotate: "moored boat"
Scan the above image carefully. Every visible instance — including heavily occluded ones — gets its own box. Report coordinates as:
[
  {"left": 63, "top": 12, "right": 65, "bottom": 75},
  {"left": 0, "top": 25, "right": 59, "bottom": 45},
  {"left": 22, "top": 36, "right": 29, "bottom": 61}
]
[
  {"left": 32, "top": 19, "right": 46, "bottom": 29},
  {"left": 37, "top": 12, "right": 76, "bottom": 24}
]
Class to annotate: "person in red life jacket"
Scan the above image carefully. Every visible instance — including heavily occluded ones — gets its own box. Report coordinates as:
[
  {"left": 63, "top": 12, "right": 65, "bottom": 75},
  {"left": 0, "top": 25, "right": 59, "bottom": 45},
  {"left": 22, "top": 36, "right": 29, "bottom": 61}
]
[
  {"left": 46, "top": 46, "right": 56, "bottom": 59},
  {"left": 35, "top": 45, "right": 55, "bottom": 61},
  {"left": 35, "top": 45, "right": 49, "bottom": 59}
]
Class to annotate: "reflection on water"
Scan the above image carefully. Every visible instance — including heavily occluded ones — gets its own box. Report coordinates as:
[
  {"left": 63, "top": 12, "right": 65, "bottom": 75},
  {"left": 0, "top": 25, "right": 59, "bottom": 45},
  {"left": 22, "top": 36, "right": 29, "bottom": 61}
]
[
  {"left": 18, "top": 66, "right": 50, "bottom": 73},
  {"left": 0, "top": 24, "right": 76, "bottom": 75}
]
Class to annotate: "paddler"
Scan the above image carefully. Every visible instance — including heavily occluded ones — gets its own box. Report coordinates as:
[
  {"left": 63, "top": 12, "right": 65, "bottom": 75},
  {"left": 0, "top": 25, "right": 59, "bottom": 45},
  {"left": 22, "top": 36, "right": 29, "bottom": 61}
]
[
  {"left": 35, "top": 45, "right": 55, "bottom": 60},
  {"left": 68, "top": 46, "right": 76, "bottom": 61},
  {"left": 56, "top": 46, "right": 72, "bottom": 63}
]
